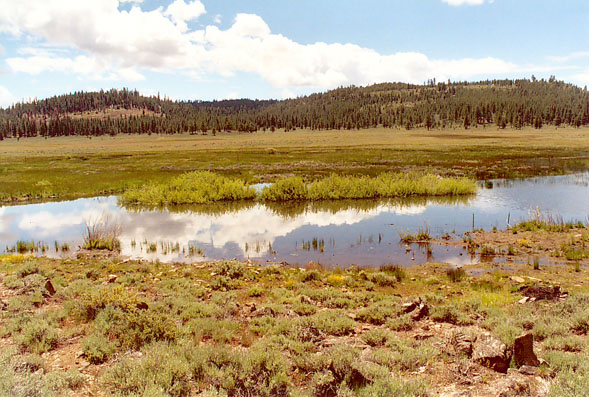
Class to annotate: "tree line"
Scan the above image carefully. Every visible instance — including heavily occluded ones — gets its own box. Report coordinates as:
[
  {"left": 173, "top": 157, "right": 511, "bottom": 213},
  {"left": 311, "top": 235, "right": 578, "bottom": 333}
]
[{"left": 1, "top": 78, "right": 588, "bottom": 140}]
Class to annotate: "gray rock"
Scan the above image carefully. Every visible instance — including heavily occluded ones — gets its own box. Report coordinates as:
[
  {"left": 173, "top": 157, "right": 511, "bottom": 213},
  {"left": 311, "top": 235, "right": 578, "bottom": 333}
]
[
  {"left": 453, "top": 331, "right": 476, "bottom": 357},
  {"left": 472, "top": 334, "right": 511, "bottom": 373}
]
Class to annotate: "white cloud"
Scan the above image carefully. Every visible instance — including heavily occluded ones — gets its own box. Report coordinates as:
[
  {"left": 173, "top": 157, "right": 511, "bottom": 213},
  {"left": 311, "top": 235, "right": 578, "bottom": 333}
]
[
  {"left": 0, "top": 85, "right": 15, "bottom": 108},
  {"left": 442, "top": 0, "right": 487, "bottom": 5},
  {"left": 164, "top": 0, "right": 206, "bottom": 32},
  {"left": 547, "top": 51, "right": 589, "bottom": 63},
  {"left": 0, "top": 1, "right": 530, "bottom": 91}
]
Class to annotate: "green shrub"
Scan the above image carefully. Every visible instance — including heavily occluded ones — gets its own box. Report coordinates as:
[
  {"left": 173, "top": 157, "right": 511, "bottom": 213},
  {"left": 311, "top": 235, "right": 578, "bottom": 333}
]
[
  {"left": 91, "top": 303, "right": 177, "bottom": 350},
  {"left": 15, "top": 318, "right": 59, "bottom": 354},
  {"left": 292, "top": 302, "right": 317, "bottom": 316},
  {"left": 570, "top": 310, "right": 589, "bottom": 334},
  {"left": 122, "top": 171, "right": 257, "bottom": 205},
  {"left": 386, "top": 315, "right": 413, "bottom": 331},
  {"left": 304, "top": 310, "right": 355, "bottom": 336},
  {"left": 430, "top": 305, "right": 464, "bottom": 325},
  {"left": 371, "top": 340, "right": 437, "bottom": 371},
  {"left": 101, "top": 343, "right": 192, "bottom": 396},
  {"left": 44, "top": 369, "right": 86, "bottom": 393},
  {"left": 213, "top": 261, "right": 250, "bottom": 279},
  {"left": 532, "top": 316, "right": 569, "bottom": 341},
  {"left": 357, "top": 302, "right": 400, "bottom": 325},
  {"left": 82, "top": 334, "right": 116, "bottom": 364},
  {"left": 17, "top": 261, "right": 41, "bottom": 278},
  {"left": 543, "top": 335, "right": 585, "bottom": 352},
  {"left": 210, "top": 276, "right": 238, "bottom": 291},
  {"left": 361, "top": 329, "right": 389, "bottom": 347},
  {"left": 247, "top": 286, "right": 265, "bottom": 297},
  {"left": 367, "top": 272, "right": 397, "bottom": 287},
  {"left": 299, "top": 270, "right": 321, "bottom": 282}
]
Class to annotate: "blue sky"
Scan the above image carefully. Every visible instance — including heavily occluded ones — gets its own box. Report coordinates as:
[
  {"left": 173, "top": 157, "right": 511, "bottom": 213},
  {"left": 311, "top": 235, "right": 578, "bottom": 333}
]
[{"left": 0, "top": 0, "right": 587, "bottom": 107}]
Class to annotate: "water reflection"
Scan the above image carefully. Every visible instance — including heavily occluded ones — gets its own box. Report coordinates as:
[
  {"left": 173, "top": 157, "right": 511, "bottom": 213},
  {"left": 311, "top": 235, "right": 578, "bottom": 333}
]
[{"left": 1, "top": 173, "right": 588, "bottom": 267}]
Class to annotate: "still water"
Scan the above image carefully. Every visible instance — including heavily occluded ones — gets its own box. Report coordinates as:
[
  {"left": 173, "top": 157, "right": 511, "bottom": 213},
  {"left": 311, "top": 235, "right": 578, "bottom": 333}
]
[{"left": 1, "top": 173, "right": 588, "bottom": 267}]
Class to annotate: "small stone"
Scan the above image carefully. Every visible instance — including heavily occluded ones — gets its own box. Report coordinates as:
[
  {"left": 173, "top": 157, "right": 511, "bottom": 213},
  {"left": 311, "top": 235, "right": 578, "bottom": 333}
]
[
  {"left": 511, "top": 276, "right": 525, "bottom": 283},
  {"left": 107, "top": 274, "right": 117, "bottom": 283},
  {"left": 518, "top": 297, "right": 529, "bottom": 304}
]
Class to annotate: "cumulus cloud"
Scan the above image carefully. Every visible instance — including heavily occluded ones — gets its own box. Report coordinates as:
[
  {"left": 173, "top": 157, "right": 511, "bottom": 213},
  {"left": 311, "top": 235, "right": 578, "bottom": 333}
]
[
  {"left": 164, "top": 0, "right": 206, "bottom": 32},
  {"left": 0, "top": 85, "right": 15, "bottom": 108},
  {"left": 0, "top": 0, "right": 521, "bottom": 90},
  {"left": 442, "top": 0, "right": 487, "bottom": 5}
]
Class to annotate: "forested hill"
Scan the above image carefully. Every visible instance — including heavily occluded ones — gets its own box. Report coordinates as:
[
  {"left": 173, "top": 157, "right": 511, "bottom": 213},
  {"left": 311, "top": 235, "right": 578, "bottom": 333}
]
[{"left": 1, "top": 78, "right": 588, "bottom": 140}]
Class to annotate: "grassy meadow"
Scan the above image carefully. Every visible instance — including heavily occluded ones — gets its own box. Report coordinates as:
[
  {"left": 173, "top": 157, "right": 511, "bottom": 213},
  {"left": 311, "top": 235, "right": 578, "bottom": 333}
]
[
  {"left": 0, "top": 254, "right": 588, "bottom": 396},
  {"left": 1, "top": 126, "right": 588, "bottom": 203}
]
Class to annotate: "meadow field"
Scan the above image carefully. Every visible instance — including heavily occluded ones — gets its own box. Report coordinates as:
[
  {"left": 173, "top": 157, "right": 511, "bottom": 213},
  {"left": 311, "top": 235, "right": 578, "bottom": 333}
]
[{"left": 1, "top": 126, "right": 588, "bottom": 203}]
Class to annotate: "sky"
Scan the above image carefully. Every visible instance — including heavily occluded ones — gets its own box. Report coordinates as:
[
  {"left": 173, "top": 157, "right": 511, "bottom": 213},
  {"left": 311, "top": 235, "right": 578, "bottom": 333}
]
[{"left": 0, "top": 0, "right": 587, "bottom": 107}]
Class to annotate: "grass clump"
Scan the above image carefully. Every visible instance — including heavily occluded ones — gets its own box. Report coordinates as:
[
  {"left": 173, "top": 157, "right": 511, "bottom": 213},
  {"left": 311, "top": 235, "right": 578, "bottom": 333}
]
[
  {"left": 262, "top": 172, "right": 476, "bottom": 202},
  {"left": 260, "top": 176, "right": 307, "bottom": 201},
  {"left": 122, "top": 171, "right": 257, "bottom": 205},
  {"left": 82, "top": 216, "right": 121, "bottom": 251},
  {"left": 446, "top": 267, "right": 467, "bottom": 282}
]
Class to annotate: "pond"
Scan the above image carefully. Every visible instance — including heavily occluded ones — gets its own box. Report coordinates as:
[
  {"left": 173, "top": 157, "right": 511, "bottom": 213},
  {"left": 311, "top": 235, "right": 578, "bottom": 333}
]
[{"left": 1, "top": 173, "right": 588, "bottom": 267}]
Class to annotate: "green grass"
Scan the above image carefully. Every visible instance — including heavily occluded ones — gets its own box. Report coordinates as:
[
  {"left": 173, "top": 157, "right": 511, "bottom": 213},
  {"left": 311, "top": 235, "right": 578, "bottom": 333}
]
[
  {"left": 1, "top": 127, "right": 588, "bottom": 203},
  {"left": 123, "top": 171, "right": 476, "bottom": 205},
  {"left": 122, "top": 171, "right": 257, "bottom": 205},
  {"left": 261, "top": 173, "right": 476, "bottom": 202}
]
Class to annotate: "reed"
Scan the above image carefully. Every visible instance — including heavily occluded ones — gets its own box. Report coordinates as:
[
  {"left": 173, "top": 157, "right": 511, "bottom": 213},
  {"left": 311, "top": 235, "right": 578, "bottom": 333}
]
[
  {"left": 82, "top": 216, "right": 121, "bottom": 251},
  {"left": 122, "top": 171, "right": 476, "bottom": 205},
  {"left": 121, "top": 171, "right": 256, "bottom": 206}
]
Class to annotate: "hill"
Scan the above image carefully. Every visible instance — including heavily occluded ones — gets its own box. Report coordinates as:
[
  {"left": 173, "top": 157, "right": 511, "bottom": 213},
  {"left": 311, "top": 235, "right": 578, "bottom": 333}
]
[{"left": 1, "top": 78, "right": 588, "bottom": 140}]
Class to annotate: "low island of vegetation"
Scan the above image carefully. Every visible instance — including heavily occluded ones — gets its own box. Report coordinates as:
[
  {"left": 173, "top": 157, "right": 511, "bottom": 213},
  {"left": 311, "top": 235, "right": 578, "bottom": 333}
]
[{"left": 121, "top": 171, "right": 477, "bottom": 206}]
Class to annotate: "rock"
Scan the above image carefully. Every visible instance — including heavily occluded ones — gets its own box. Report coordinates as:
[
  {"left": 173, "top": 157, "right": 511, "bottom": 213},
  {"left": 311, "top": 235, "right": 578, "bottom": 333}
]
[
  {"left": 299, "top": 295, "right": 313, "bottom": 304},
  {"left": 519, "top": 365, "right": 539, "bottom": 376},
  {"left": 414, "top": 333, "right": 434, "bottom": 340},
  {"left": 472, "top": 334, "right": 511, "bottom": 373},
  {"left": 518, "top": 297, "right": 530, "bottom": 304},
  {"left": 402, "top": 298, "right": 420, "bottom": 313},
  {"left": 452, "top": 331, "right": 476, "bottom": 357},
  {"left": 107, "top": 274, "right": 118, "bottom": 283},
  {"left": 44, "top": 279, "right": 56, "bottom": 296},
  {"left": 514, "top": 333, "right": 540, "bottom": 368},
  {"left": 410, "top": 302, "right": 429, "bottom": 321},
  {"left": 518, "top": 285, "right": 562, "bottom": 301},
  {"left": 511, "top": 276, "right": 526, "bottom": 283}
]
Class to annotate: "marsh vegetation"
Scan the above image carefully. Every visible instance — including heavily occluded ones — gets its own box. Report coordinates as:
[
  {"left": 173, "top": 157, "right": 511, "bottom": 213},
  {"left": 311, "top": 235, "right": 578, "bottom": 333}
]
[{"left": 122, "top": 171, "right": 476, "bottom": 205}]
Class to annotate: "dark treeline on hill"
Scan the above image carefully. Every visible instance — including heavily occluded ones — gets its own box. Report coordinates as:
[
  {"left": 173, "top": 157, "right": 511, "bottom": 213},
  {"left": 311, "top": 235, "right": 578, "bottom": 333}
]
[{"left": 1, "top": 77, "right": 588, "bottom": 140}]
